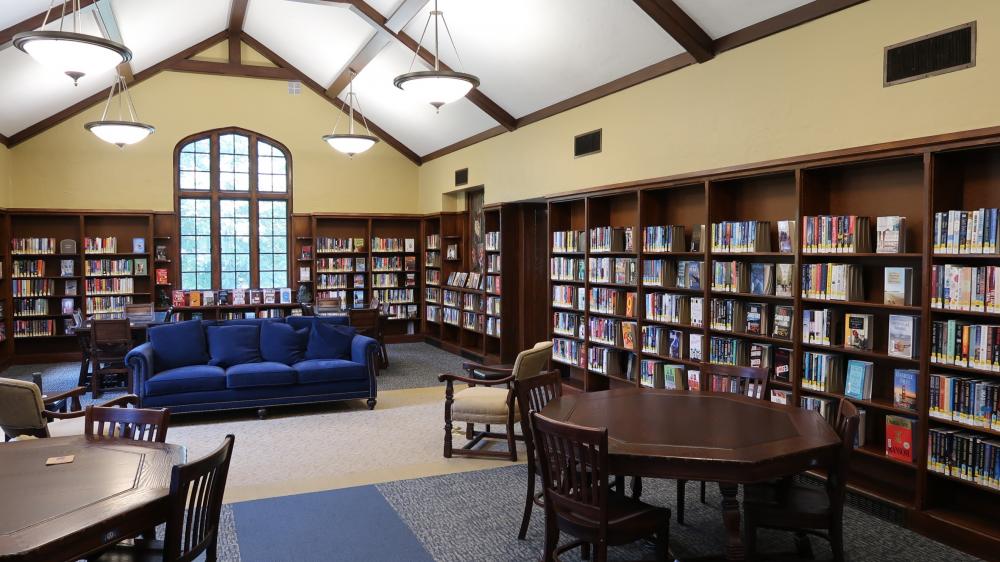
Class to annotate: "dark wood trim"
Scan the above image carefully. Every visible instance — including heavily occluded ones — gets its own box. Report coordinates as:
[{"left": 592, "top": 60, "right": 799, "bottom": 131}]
[
  {"left": 346, "top": 0, "right": 518, "bottom": 132},
  {"left": 632, "top": 0, "right": 714, "bottom": 62},
  {"left": 239, "top": 31, "right": 423, "bottom": 165},
  {"left": 0, "top": 133, "right": 8, "bottom": 148},
  {"left": 228, "top": 0, "right": 250, "bottom": 64},
  {"left": 6, "top": 31, "right": 229, "bottom": 147},
  {"left": 168, "top": 59, "right": 296, "bottom": 80},
  {"left": 421, "top": 126, "right": 507, "bottom": 163},
  {"left": 714, "top": 0, "right": 869, "bottom": 54},
  {"left": 0, "top": 0, "right": 99, "bottom": 46}
]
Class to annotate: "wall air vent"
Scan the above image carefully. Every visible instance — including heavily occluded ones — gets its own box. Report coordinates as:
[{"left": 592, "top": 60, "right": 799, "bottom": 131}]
[
  {"left": 884, "top": 22, "right": 975, "bottom": 87},
  {"left": 455, "top": 168, "right": 468, "bottom": 186},
  {"left": 287, "top": 80, "right": 301, "bottom": 95},
  {"left": 574, "top": 129, "right": 602, "bottom": 158}
]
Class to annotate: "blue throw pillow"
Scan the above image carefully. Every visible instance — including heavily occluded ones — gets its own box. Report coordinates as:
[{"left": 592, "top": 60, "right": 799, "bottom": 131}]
[
  {"left": 207, "top": 325, "right": 262, "bottom": 368},
  {"left": 260, "top": 321, "right": 309, "bottom": 365},
  {"left": 305, "top": 322, "right": 356, "bottom": 360},
  {"left": 149, "top": 320, "right": 210, "bottom": 373}
]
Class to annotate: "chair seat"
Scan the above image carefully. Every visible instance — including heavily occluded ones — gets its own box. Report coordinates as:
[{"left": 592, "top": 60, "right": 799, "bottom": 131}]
[
  {"left": 92, "top": 538, "right": 165, "bottom": 562},
  {"left": 744, "top": 481, "right": 832, "bottom": 526},
  {"left": 558, "top": 490, "right": 670, "bottom": 547},
  {"left": 452, "top": 386, "right": 519, "bottom": 424}
]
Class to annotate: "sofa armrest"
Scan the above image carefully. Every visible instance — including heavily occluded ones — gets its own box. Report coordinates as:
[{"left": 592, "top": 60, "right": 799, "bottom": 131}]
[
  {"left": 126, "top": 343, "right": 155, "bottom": 402},
  {"left": 351, "top": 335, "right": 379, "bottom": 368}
]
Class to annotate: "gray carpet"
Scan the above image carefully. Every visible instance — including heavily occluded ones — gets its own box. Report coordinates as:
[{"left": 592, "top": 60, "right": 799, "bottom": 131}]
[
  {"left": 0, "top": 342, "right": 464, "bottom": 408},
  {"left": 376, "top": 465, "right": 981, "bottom": 562}
]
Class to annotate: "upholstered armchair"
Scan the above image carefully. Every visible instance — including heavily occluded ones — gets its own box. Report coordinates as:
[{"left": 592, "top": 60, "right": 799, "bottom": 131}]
[
  {"left": 437, "top": 341, "right": 553, "bottom": 461},
  {"left": 0, "top": 378, "right": 86, "bottom": 441}
]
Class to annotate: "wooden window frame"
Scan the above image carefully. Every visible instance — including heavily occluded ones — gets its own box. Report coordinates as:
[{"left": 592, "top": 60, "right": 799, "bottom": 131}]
[{"left": 174, "top": 127, "right": 293, "bottom": 291}]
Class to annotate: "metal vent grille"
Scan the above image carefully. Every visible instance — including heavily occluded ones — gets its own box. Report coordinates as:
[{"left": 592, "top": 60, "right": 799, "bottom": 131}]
[
  {"left": 287, "top": 80, "right": 301, "bottom": 95},
  {"left": 574, "top": 129, "right": 602, "bottom": 158},
  {"left": 884, "top": 22, "right": 975, "bottom": 86},
  {"left": 455, "top": 168, "right": 468, "bottom": 186}
]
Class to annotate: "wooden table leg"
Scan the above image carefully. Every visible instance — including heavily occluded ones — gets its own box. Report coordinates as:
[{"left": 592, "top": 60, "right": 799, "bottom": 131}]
[{"left": 719, "top": 482, "right": 745, "bottom": 561}]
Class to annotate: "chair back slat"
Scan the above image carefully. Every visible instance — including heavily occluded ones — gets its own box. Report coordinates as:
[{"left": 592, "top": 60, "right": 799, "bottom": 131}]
[
  {"left": 829, "top": 399, "right": 861, "bottom": 506},
  {"left": 85, "top": 404, "right": 170, "bottom": 442},
  {"left": 164, "top": 434, "right": 235, "bottom": 562},
  {"left": 531, "top": 412, "right": 608, "bottom": 531},
  {"left": 702, "top": 364, "right": 769, "bottom": 400},
  {"left": 90, "top": 319, "right": 133, "bottom": 351},
  {"left": 514, "top": 370, "right": 562, "bottom": 462}
]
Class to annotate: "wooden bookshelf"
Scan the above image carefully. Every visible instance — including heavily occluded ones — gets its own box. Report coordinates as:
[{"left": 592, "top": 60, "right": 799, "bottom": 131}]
[
  {"left": 0, "top": 210, "right": 10, "bottom": 369},
  {"left": 371, "top": 217, "right": 421, "bottom": 339}
]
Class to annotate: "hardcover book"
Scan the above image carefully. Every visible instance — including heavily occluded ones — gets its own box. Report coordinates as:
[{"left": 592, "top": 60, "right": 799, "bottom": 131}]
[
  {"left": 172, "top": 290, "right": 186, "bottom": 307},
  {"left": 770, "top": 389, "right": 790, "bottom": 404},
  {"left": 887, "top": 314, "right": 918, "bottom": 358},
  {"left": 884, "top": 267, "right": 914, "bottom": 305},
  {"left": 844, "top": 313, "right": 874, "bottom": 350},
  {"left": 749, "top": 263, "right": 774, "bottom": 295},
  {"left": 622, "top": 322, "right": 636, "bottom": 350},
  {"left": 134, "top": 258, "right": 148, "bottom": 276},
  {"left": 772, "top": 305, "right": 793, "bottom": 340},
  {"left": 686, "top": 370, "right": 701, "bottom": 391},
  {"left": 404, "top": 238, "right": 415, "bottom": 252},
  {"left": 202, "top": 291, "right": 215, "bottom": 306},
  {"left": 65, "top": 280, "right": 77, "bottom": 295},
  {"left": 280, "top": 288, "right": 293, "bottom": 304},
  {"left": 746, "top": 302, "right": 767, "bottom": 335},
  {"left": 885, "top": 415, "right": 915, "bottom": 462},
  {"left": 155, "top": 268, "right": 168, "bottom": 285},
  {"left": 189, "top": 291, "right": 202, "bottom": 307},
  {"left": 155, "top": 245, "right": 168, "bottom": 261},
  {"left": 264, "top": 290, "right": 276, "bottom": 304},
  {"left": 775, "top": 263, "right": 793, "bottom": 297},
  {"left": 668, "top": 330, "right": 682, "bottom": 359},
  {"left": 844, "top": 359, "right": 873, "bottom": 400},
  {"left": 232, "top": 290, "right": 247, "bottom": 305},
  {"left": 876, "top": 216, "right": 905, "bottom": 254},
  {"left": 777, "top": 220, "right": 796, "bottom": 253},
  {"left": 132, "top": 238, "right": 145, "bottom": 253},
  {"left": 689, "top": 333, "right": 703, "bottom": 360},
  {"left": 774, "top": 347, "right": 792, "bottom": 382},
  {"left": 60, "top": 260, "right": 74, "bottom": 277},
  {"left": 893, "top": 368, "right": 918, "bottom": 411},
  {"left": 61, "top": 298, "right": 74, "bottom": 315}
]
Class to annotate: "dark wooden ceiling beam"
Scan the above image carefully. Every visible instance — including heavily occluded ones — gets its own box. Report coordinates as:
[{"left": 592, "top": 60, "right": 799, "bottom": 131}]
[
  {"left": 632, "top": 0, "right": 714, "bottom": 63},
  {"left": 228, "top": 0, "right": 250, "bottom": 64},
  {"left": 0, "top": 0, "right": 99, "bottom": 47},
  {"left": 168, "top": 59, "right": 296, "bottom": 80},
  {"left": 325, "top": 34, "right": 390, "bottom": 97},
  {"left": 240, "top": 32, "right": 422, "bottom": 165},
  {"left": 345, "top": 0, "right": 518, "bottom": 132},
  {"left": 714, "top": 0, "right": 868, "bottom": 53}
]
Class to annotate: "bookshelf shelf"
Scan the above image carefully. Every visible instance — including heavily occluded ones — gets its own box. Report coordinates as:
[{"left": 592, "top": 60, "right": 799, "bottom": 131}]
[
  {"left": 799, "top": 298, "right": 921, "bottom": 312},
  {"left": 710, "top": 290, "right": 793, "bottom": 302},
  {"left": 801, "top": 252, "right": 923, "bottom": 259},
  {"left": 710, "top": 251, "right": 793, "bottom": 258},
  {"left": 709, "top": 329, "right": 791, "bottom": 347},
  {"left": 854, "top": 444, "right": 917, "bottom": 468},
  {"left": 930, "top": 416, "right": 1000, "bottom": 438},
  {"left": 800, "top": 342, "right": 920, "bottom": 365},
  {"left": 642, "top": 318, "right": 700, "bottom": 330},
  {"left": 929, "top": 307, "right": 1000, "bottom": 319},
  {"left": 929, "top": 362, "right": 1000, "bottom": 377}
]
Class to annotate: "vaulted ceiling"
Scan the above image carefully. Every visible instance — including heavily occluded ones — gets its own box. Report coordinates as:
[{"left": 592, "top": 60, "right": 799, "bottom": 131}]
[{"left": 0, "top": 0, "right": 866, "bottom": 163}]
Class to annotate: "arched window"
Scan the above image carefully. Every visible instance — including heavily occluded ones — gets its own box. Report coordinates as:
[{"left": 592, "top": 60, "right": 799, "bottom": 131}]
[{"left": 175, "top": 128, "right": 292, "bottom": 291}]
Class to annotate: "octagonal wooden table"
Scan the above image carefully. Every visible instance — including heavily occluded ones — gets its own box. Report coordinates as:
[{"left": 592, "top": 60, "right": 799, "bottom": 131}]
[
  {"left": 0, "top": 435, "right": 185, "bottom": 562},
  {"left": 540, "top": 388, "right": 841, "bottom": 561}
]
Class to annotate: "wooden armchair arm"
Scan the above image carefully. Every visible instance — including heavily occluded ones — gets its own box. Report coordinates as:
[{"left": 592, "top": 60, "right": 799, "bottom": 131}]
[
  {"left": 438, "top": 372, "right": 514, "bottom": 386},
  {"left": 43, "top": 409, "right": 87, "bottom": 420},
  {"left": 42, "top": 386, "right": 85, "bottom": 413},
  {"left": 98, "top": 394, "right": 140, "bottom": 408},
  {"left": 461, "top": 361, "right": 514, "bottom": 376}
]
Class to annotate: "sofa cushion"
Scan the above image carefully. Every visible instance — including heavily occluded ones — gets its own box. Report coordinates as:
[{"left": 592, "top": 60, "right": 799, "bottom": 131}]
[
  {"left": 207, "top": 325, "right": 262, "bottom": 368},
  {"left": 304, "top": 322, "right": 357, "bottom": 360},
  {"left": 226, "top": 362, "right": 297, "bottom": 389},
  {"left": 148, "top": 320, "right": 210, "bottom": 373},
  {"left": 145, "top": 365, "right": 226, "bottom": 397},
  {"left": 293, "top": 359, "right": 368, "bottom": 385},
  {"left": 286, "top": 316, "right": 349, "bottom": 331},
  {"left": 260, "top": 321, "right": 309, "bottom": 365}
]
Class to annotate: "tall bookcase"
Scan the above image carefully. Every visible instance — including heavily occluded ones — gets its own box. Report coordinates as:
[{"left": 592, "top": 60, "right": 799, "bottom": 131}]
[
  {"left": 0, "top": 209, "right": 11, "bottom": 370},
  {"left": 542, "top": 133, "right": 1000, "bottom": 558}
]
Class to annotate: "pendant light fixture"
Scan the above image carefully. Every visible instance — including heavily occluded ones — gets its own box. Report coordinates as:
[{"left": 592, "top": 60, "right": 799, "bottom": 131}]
[
  {"left": 14, "top": 0, "right": 132, "bottom": 86},
  {"left": 393, "top": 0, "right": 479, "bottom": 111},
  {"left": 84, "top": 74, "right": 154, "bottom": 148},
  {"left": 323, "top": 72, "right": 379, "bottom": 158}
]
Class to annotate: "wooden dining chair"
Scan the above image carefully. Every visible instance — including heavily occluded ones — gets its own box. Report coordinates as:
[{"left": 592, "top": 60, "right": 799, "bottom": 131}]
[
  {"left": 315, "top": 296, "right": 343, "bottom": 315},
  {"left": 531, "top": 412, "right": 671, "bottom": 562},
  {"left": 438, "top": 341, "right": 553, "bottom": 462},
  {"left": 94, "top": 434, "right": 236, "bottom": 562},
  {"left": 743, "top": 399, "right": 860, "bottom": 562},
  {"left": 676, "top": 364, "right": 770, "bottom": 524},
  {"left": 89, "top": 319, "right": 134, "bottom": 398},
  {"left": 513, "top": 368, "right": 562, "bottom": 540},
  {"left": 0, "top": 377, "right": 84, "bottom": 441},
  {"left": 85, "top": 396, "right": 170, "bottom": 442},
  {"left": 349, "top": 306, "right": 388, "bottom": 368}
]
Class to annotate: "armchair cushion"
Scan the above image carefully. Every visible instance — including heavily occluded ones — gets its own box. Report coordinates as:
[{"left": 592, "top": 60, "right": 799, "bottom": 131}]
[
  {"left": 260, "top": 321, "right": 309, "bottom": 365},
  {"left": 207, "top": 325, "right": 262, "bottom": 368},
  {"left": 293, "top": 359, "right": 367, "bottom": 385},
  {"left": 148, "top": 320, "right": 209, "bottom": 373},
  {"left": 226, "top": 362, "right": 296, "bottom": 389},
  {"left": 451, "top": 386, "right": 519, "bottom": 425},
  {"left": 305, "top": 322, "right": 356, "bottom": 361},
  {"left": 145, "top": 365, "right": 226, "bottom": 397},
  {"left": 0, "top": 378, "right": 47, "bottom": 437}
]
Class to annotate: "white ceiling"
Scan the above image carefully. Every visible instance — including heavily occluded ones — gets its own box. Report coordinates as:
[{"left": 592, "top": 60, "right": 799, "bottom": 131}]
[{"left": 0, "top": 0, "right": 843, "bottom": 157}]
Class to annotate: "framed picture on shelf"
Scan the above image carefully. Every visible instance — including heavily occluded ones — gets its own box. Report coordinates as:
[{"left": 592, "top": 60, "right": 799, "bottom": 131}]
[
  {"left": 155, "top": 245, "right": 168, "bottom": 261},
  {"left": 446, "top": 244, "right": 458, "bottom": 260}
]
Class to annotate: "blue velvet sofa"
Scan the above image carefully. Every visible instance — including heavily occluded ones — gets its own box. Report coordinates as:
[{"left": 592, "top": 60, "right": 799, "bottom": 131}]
[{"left": 125, "top": 316, "right": 379, "bottom": 415}]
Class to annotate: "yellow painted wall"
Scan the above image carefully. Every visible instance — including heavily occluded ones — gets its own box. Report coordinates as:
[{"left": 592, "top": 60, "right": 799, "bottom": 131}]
[
  {"left": 0, "top": 144, "right": 11, "bottom": 208},
  {"left": 9, "top": 71, "right": 418, "bottom": 213},
  {"left": 191, "top": 40, "right": 278, "bottom": 67},
  {"left": 418, "top": 0, "right": 1000, "bottom": 211}
]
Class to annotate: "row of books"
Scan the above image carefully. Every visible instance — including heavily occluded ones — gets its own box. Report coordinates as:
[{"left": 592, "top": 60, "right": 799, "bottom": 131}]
[
  {"left": 425, "top": 288, "right": 440, "bottom": 304},
  {"left": 372, "top": 256, "right": 417, "bottom": 271},
  {"left": 805, "top": 310, "right": 918, "bottom": 358},
  {"left": 462, "top": 312, "right": 484, "bottom": 332},
  {"left": 553, "top": 337, "right": 585, "bottom": 366},
  {"left": 552, "top": 230, "right": 586, "bottom": 253},
  {"left": 446, "top": 271, "right": 483, "bottom": 289},
  {"left": 589, "top": 257, "right": 637, "bottom": 284},
  {"left": 426, "top": 270, "right": 441, "bottom": 285},
  {"left": 589, "top": 227, "right": 634, "bottom": 253},
  {"left": 801, "top": 215, "right": 875, "bottom": 254},
  {"left": 317, "top": 257, "right": 364, "bottom": 272},
  {"left": 425, "top": 251, "right": 441, "bottom": 268},
  {"left": 589, "top": 288, "right": 637, "bottom": 316},
  {"left": 172, "top": 288, "right": 295, "bottom": 307},
  {"left": 486, "top": 296, "right": 501, "bottom": 315},
  {"left": 486, "top": 275, "right": 501, "bottom": 294},
  {"left": 485, "top": 231, "right": 500, "bottom": 252},
  {"left": 486, "top": 316, "right": 501, "bottom": 337},
  {"left": 645, "top": 293, "right": 702, "bottom": 326},
  {"left": 12, "top": 299, "right": 50, "bottom": 317},
  {"left": 800, "top": 263, "right": 864, "bottom": 301},
  {"left": 371, "top": 237, "right": 416, "bottom": 253},
  {"left": 372, "top": 273, "right": 408, "bottom": 288},
  {"left": 317, "top": 273, "right": 366, "bottom": 289},
  {"left": 11, "top": 259, "right": 67, "bottom": 278},
  {"left": 315, "top": 290, "right": 365, "bottom": 306},
  {"left": 84, "top": 277, "right": 135, "bottom": 295},
  {"left": 932, "top": 264, "right": 1000, "bottom": 312},
  {"left": 427, "top": 305, "right": 441, "bottom": 323},
  {"left": 317, "top": 237, "right": 363, "bottom": 253},
  {"left": 463, "top": 293, "right": 481, "bottom": 311},
  {"left": 381, "top": 304, "right": 419, "bottom": 320},
  {"left": 638, "top": 361, "right": 687, "bottom": 389},
  {"left": 642, "top": 225, "right": 686, "bottom": 253},
  {"left": 709, "top": 336, "right": 748, "bottom": 366},
  {"left": 443, "top": 290, "right": 460, "bottom": 307},
  {"left": 641, "top": 325, "right": 684, "bottom": 358},
  {"left": 643, "top": 259, "right": 702, "bottom": 289},
  {"left": 372, "top": 289, "right": 415, "bottom": 304},
  {"left": 711, "top": 220, "right": 778, "bottom": 253},
  {"left": 930, "top": 320, "right": 1000, "bottom": 371},
  {"left": 426, "top": 234, "right": 440, "bottom": 250},
  {"left": 551, "top": 257, "right": 585, "bottom": 281},
  {"left": 11, "top": 238, "right": 59, "bottom": 255},
  {"left": 86, "top": 295, "right": 134, "bottom": 315},
  {"left": 487, "top": 254, "right": 501, "bottom": 273},
  {"left": 84, "top": 236, "right": 123, "bottom": 254},
  {"left": 85, "top": 259, "right": 142, "bottom": 277},
  {"left": 928, "top": 429, "right": 1000, "bottom": 488},
  {"left": 934, "top": 208, "right": 1000, "bottom": 255},
  {"left": 13, "top": 319, "right": 56, "bottom": 337},
  {"left": 442, "top": 306, "right": 460, "bottom": 326},
  {"left": 587, "top": 317, "right": 632, "bottom": 347},
  {"left": 12, "top": 279, "right": 58, "bottom": 297},
  {"left": 930, "top": 374, "right": 1000, "bottom": 430}
]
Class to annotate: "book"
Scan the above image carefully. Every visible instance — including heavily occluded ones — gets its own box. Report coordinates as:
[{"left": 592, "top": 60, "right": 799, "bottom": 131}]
[
  {"left": 299, "top": 267, "right": 311, "bottom": 282},
  {"left": 622, "top": 321, "right": 636, "bottom": 349},
  {"left": 844, "top": 313, "right": 874, "bottom": 351},
  {"left": 884, "top": 267, "right": 914, "bottom": 305},
  {"left": 775, "top": 263, "right": 793, "bottom": 297},
  {"left": 745, "top": 302, "right": 768, "bottom": 335},
  {"left": 172, "top": 290, "right": 186, "bottom": 307},
  {"left": 749, "top": 263, "right": 774, "bottom": 295},
  {"left": 844, "top": 359, "right": 874, "bottom": 400},
  {"left": 885, "top": 415, "right": 915, "bottom": 462},
  {"left": 264, "top": 290, "right": 276, "bottom": 304},
  {"left": 300, "top": 245, "right": 313, "bottom": 260},
  {"left": 774, "top": 347, "right": 792, "bottom": 382},
  {"left": 134, "top": 258, "right": 148, "bottom": 276},
  {"left": 887, "top": 314, "right": 918, "bottom": 358},
  {"left": 772, "top": 305, "right": 793, "bottom": 339},
  {"left": 686, "top": 370, "right": 701, "bottom": 391},
  {"left": 893, "top": 368, "right": 918, "bottom": 411},
  {"left": 202, "top": 290, "right": 215, "bottom": 306},
  {"left": 233, "top": 289, "right": 247, "bottom": 305},
  {"left": 155, "top": 245, "right": 168, "bottom": 261},
  {"left": 405, "top": 238, "right": 415, "bottom": 252},
  {"left": 280, "top": 288, "right": 292, "bottom": 304},
  {"left": 689, "top": 333, "right": 703, "bottom": 360},
  {"left": 65, "top": 280, "right": 77, "bottom": 295},
  {"left": 189, "top": 291, "right": 202, "bottom": 307},
  {"left": 770, "top": 389, "right": 791, "bottom": 404},
  {"left": 61, "top": 298, "right": 74, "bottom": 315},
  {"left": 132, "top": 238, "right": 145, "bottom": 253},
  {"left": 155, "top": 268, "right": 168, "bottom": 285},
  {"left": 876, "top": 216, "right": 905, "bottom": 254},
  {"left": 777, "top": 220, "right": 796, "bottom": 253},
  {"left": 60, "top": 260, "right": 74, "bottom": 277}
]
